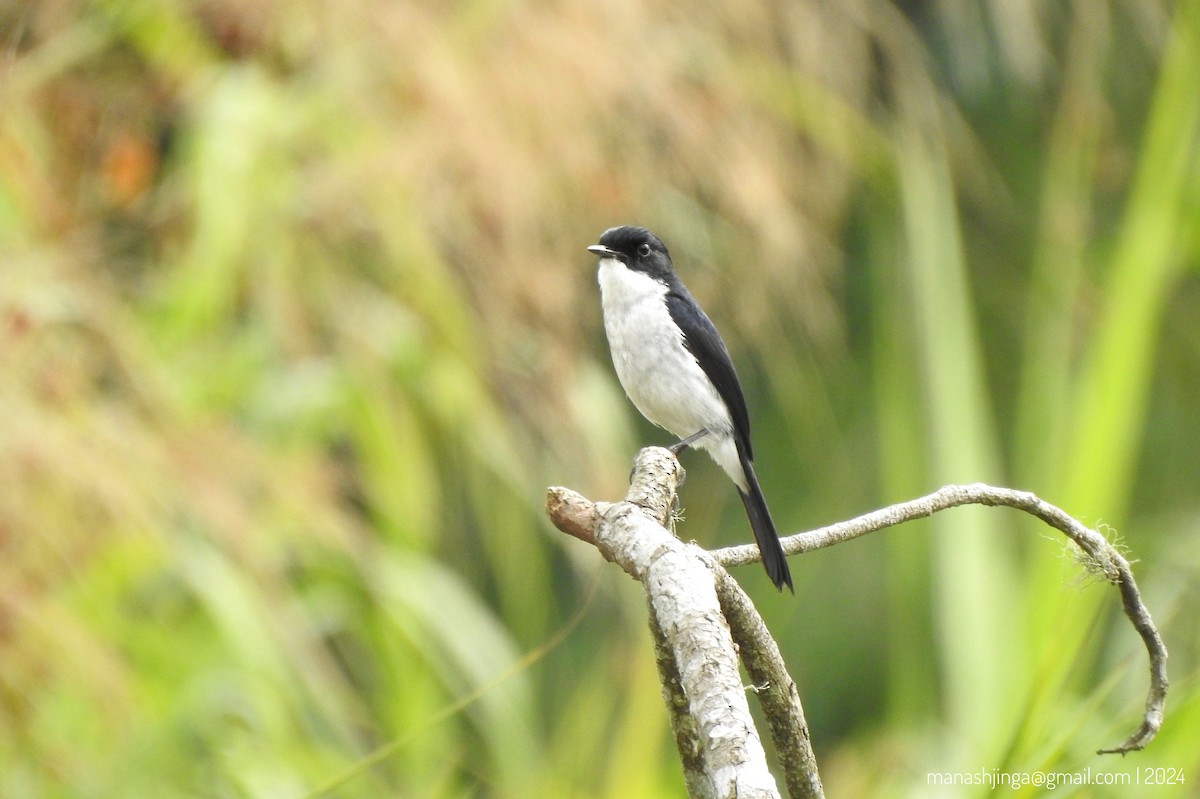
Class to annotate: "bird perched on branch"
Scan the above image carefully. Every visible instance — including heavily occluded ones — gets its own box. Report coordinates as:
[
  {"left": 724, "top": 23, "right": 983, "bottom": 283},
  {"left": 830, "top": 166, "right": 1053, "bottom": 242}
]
[{"left": 587, "top": 225, "right": 792, "bottom": 591}]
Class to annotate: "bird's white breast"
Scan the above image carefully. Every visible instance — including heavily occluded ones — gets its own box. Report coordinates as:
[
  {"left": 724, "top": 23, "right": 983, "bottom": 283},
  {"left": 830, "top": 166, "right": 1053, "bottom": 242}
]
[{"left": 596, "top": 259, "right": 735, "bottom": 447}]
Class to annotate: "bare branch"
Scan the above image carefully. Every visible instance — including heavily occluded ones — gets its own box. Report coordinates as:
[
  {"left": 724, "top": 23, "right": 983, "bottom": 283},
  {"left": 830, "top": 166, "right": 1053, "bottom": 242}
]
[
  {"left": 546, "top": 459, "right": 1168, "bottom": 794},
  {"left": 711, "top": 566, "right": 823, "bottom": 799},
  {"left": 648, "top": 610, "right": 713, "bottom": 799},
  {"left": 546, "top": 486, "right": 598, "bottom": 545},
  {"left": 553, "top": 448, "right": 783, "bottom": 797},
  {"left": 713, "top": 483, "right": 1168, "bottom": 754}
]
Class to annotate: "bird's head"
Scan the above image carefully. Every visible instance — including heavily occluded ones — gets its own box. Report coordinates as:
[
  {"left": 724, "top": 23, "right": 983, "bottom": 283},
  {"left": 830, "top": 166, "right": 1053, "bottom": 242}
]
[{"left": 587, "top": 226, "right": 674, "bottom": 280}]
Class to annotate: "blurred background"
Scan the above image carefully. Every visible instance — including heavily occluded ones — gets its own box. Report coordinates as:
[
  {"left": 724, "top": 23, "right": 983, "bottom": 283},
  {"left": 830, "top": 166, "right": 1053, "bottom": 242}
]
[{"left": 2, "top": 0, "right": 1199, "bottom": 796}]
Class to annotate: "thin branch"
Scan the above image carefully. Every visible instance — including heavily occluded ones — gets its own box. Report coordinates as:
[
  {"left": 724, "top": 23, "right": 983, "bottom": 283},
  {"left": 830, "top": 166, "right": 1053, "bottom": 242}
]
[
  {"left": 712, "top": 482, "right": 1168, "bottom": 754},
  {"left": 711, "top": 566, "right": 823, "bottom": 799}
]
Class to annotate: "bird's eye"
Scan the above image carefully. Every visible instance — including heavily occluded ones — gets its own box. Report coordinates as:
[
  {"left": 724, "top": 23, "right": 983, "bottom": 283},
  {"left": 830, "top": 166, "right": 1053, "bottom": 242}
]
[{"left": 637, "top": 243, "right": 652, "bottom": 257}]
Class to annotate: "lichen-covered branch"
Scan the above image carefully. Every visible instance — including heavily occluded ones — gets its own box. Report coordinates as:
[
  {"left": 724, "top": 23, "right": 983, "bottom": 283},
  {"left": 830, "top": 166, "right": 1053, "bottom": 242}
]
[{"left": 550, "top": 447, "right": 783, "bottom": 797}]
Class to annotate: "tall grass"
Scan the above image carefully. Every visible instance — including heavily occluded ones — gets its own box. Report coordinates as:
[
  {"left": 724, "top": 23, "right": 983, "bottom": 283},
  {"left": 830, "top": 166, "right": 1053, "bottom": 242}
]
[{"left": 2, "top": 1, "right": 1197, "bottom": 797}]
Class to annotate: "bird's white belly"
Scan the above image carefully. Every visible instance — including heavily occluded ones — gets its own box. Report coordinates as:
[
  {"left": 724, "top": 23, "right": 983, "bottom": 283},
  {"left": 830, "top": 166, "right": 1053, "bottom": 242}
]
[{"left": 597, "top": 261, "right": 733, "bottom": 442}]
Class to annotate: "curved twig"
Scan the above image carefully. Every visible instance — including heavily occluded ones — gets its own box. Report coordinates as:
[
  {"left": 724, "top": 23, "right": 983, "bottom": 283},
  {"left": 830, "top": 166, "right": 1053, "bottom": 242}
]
[{"left": 713, "top": 483, "right": 1168, "bottom": 754}]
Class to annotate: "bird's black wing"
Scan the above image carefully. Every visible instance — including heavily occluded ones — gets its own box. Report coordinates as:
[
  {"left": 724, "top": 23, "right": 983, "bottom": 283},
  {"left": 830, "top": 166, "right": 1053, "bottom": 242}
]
[
  {"left": 664, "top": 283, "right": 752, "bottom": 457},
  {"left": 666, "top": 280, "right": 791, "bottom": 591}
]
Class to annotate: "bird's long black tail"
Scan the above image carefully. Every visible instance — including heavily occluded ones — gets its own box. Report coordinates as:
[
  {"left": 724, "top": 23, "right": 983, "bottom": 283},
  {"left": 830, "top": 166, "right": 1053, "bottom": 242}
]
[{"left": 736, "top": 444, "right": 793, "bottom": 592}]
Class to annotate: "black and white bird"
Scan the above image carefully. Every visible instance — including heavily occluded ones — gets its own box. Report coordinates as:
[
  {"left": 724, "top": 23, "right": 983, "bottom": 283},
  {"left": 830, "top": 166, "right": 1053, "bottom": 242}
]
[{"left": 587, "top": 225, "right": 792, "bottom": 591}]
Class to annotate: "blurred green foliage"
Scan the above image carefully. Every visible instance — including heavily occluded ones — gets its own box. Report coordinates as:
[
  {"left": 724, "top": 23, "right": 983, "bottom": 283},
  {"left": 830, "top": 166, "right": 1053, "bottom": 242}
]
[{"left": 2, "top": 0, "right": 1199, "bottom": 796}]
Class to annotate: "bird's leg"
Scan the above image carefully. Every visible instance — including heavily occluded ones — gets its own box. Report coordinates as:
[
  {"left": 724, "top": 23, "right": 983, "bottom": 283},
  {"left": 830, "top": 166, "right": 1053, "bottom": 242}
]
[{"left": 669, "top": 428, "right": 709, "bottom": 454}]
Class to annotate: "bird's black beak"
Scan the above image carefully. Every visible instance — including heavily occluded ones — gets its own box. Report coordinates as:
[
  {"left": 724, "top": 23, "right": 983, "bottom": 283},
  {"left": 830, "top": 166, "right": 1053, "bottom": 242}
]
[{"left": 587, "top": 244, "right": 621, "bottom": 261}]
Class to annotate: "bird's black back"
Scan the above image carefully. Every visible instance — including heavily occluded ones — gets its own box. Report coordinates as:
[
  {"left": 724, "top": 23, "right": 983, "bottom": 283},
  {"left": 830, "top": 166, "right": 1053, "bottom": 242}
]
[{"left": 664, "top": 286, "right": 753, "bottom": 458}]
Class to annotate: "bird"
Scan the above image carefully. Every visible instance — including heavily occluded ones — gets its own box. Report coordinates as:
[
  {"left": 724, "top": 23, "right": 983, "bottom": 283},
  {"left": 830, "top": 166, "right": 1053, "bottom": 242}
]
[{"left": 587, "top": 225, "right": 793, "bottom": 591}]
